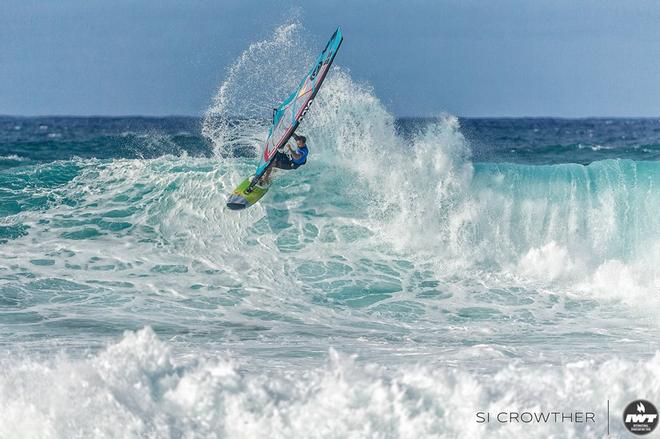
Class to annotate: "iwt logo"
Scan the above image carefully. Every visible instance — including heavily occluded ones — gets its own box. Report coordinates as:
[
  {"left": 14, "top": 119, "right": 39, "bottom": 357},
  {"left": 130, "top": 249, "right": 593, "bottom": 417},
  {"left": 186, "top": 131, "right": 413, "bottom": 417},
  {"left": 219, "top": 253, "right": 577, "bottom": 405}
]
[{"left": 623, "top": 400, "right": 658, "bottom": 435}]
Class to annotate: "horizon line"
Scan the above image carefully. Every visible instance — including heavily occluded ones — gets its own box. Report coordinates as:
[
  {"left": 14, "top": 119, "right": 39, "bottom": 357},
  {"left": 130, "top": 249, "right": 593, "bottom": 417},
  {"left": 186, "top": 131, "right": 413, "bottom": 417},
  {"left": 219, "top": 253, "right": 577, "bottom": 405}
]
[{"left": 2, "top": 114, "right": 660, "bottom": 120}]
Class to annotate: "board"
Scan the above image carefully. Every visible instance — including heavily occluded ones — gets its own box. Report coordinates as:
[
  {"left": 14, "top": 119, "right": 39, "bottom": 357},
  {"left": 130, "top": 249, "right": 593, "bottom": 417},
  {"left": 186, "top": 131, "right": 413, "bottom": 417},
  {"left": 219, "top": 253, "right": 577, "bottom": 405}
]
[
  {"left": 226, "top": 27, "right": 343, "bottom": 210},
  {"left": 226, "top": 177, "right": 271, "bottom": 210}
]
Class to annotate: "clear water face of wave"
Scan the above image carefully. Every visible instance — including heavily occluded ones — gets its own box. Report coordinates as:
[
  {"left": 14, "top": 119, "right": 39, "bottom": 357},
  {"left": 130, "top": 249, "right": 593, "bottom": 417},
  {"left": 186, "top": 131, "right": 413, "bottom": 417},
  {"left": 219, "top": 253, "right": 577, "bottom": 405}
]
[{"left": 1, "top": 22, "right": 660, "bottom": 438}]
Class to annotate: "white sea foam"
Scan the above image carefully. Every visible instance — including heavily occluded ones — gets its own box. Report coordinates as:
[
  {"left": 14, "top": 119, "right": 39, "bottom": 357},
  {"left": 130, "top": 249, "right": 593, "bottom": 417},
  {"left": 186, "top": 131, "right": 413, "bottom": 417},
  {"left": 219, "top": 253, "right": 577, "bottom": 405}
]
[
  {"left": 1, "top": 328, "right": 658, "bottom": 439},
  {"left": 0, "top": 154, "right": 26, "bottom": 161}
]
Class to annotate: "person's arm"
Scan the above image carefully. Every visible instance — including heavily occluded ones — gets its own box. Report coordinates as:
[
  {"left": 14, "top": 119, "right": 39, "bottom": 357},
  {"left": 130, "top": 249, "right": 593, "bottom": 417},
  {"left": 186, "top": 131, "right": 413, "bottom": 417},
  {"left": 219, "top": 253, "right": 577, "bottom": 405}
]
[{"left": 288, "top": 144, "right": 303, "bottom": 160}]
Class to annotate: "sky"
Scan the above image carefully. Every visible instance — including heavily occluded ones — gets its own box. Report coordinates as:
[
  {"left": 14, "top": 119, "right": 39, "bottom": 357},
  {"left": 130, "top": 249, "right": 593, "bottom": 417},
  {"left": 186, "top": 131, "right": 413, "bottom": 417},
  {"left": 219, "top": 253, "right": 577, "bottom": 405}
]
[{"left": 2, "top": 0, "right": 660, "bottom": 117}]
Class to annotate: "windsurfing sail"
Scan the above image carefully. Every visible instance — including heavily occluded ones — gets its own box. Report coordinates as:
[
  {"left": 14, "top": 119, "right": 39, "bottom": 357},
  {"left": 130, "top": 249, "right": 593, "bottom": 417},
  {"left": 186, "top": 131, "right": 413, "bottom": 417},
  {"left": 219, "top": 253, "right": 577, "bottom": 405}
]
[{"left": 250, "top": 27, "right": 343, "bottom": 185}]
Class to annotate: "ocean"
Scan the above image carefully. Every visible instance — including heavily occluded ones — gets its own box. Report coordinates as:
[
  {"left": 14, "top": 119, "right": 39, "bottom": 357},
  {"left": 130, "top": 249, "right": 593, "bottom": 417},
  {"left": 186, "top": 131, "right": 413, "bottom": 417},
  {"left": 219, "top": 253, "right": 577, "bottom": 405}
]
[{"left": 2, "top": 24, "right": 660, "bottom": 439}]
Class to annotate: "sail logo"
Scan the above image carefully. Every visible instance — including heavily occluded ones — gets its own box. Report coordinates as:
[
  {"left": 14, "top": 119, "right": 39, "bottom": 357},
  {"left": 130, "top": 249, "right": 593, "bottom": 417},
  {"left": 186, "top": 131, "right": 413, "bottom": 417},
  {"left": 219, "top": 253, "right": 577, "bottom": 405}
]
[
  {"left": 298, "top": 99, "right": 314, "bottom": 122},
  {"left": 310, "top": 61, "right": 323, "bottom": 80},
  {"left": 623, "top": 400, "right": 658, "bottom": 435}
]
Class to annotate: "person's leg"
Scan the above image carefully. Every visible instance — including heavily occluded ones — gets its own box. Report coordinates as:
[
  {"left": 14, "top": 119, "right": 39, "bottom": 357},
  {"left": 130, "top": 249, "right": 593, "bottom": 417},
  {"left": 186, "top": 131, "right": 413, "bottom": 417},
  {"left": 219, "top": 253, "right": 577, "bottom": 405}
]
[
  {"left": 274, "top": 151, "right": 294, "bottom": 169},
  {"left": 260, "top": 167, "right": 273, "bottom": 184},
  {"left": 260, "top": 152, "right": 290, "bottom": 184}
]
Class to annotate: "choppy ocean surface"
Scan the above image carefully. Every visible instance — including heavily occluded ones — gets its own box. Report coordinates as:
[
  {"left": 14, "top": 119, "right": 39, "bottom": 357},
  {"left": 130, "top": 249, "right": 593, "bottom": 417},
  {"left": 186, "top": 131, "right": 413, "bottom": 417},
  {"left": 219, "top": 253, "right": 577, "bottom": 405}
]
[{"left": 2, "top": 24, "right": 660, "bottom": 439}]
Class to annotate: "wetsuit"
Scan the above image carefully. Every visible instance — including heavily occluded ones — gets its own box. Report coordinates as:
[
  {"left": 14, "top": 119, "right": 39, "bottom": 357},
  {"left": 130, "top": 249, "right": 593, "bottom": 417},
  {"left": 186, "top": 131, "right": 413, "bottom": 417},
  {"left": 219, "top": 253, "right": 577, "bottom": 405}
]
[{"left": 272, "top": 144, "right": 308, "bottom": 170}]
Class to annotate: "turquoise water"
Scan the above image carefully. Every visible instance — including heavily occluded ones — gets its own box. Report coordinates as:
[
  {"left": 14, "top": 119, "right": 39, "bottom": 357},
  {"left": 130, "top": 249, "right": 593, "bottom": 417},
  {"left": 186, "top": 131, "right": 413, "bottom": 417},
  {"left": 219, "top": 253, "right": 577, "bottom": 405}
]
[{"left": 1, "top": 23, "right": 660, "bottom": 439}]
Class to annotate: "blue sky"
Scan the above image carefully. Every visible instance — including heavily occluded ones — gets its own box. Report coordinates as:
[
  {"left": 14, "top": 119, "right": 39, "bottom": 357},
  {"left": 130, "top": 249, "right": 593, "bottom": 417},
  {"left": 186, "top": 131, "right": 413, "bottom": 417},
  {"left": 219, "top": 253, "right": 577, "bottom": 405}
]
[{"left": 2, "top": 0, "right": 660, "bottom": 117}]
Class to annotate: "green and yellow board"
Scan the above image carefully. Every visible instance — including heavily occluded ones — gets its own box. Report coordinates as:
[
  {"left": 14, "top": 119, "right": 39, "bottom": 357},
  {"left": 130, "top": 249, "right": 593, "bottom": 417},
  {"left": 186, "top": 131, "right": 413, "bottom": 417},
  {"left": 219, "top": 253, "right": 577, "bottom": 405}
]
[{"left": 226, "top": 177, "right": 271, "bottom": 210}]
